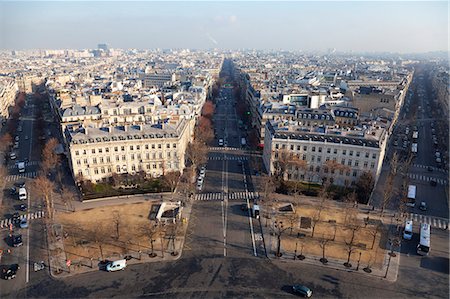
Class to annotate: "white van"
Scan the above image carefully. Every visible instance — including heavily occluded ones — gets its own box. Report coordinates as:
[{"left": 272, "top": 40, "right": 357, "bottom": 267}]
[
  {"left": 403, "top": 220, "right": 413, "bottom": 240},
  {"left": 106, "top": 259, "right": 127, "bottom": 272},
  {"left": 18, "top": 188, "right": 27, "bottom": 201}
]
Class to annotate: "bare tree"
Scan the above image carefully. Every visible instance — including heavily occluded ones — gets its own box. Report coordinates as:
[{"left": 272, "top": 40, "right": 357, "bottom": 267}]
[
  {"left": 272, "top": 149, "right": 291, "bottom": 180},
  {"left": 161, "top": 171, "right": 181, "bottom": 192},
  {"left": 261, "top": 174, "right": 276, "bottom": 202},
  {"left": 185, "top": 140, "right": 208, "bottom": 182},
  {"left": 319, "top": 234, "right": 331, "bottom": 263},
  {"left": 140, "top": 223, "right": 159, "bottom": 257},
  {"left": 112, "top": 211, "right": 121, "bottom": 240},
  {"left": 41, "top": 138, "right": 59, "bottom": 175},
  {"left": 272, "top": 220, "right": 290, "bottom": 257},
  {"left": 311, "top": 183, "right": 329, "bottom": 237},
  {"left": 355, "top": 171, "right": 375, "bottom": 204},
  {"left": 344, "top": 212, "right": 361, "bottom": 267},
  {"left": 368, "top": 223, "right": 383, "bottom": 250},
  {"left": 60, "top": 186, "right": 77, "bottom": 212},
  {"left": 287, "top": 212, "right": 298, "bottom": 236},
  {"left": 87, "top": 222, "right": 109, "bottom": 261},
  {"left": 380, "top": 173, "right": 394, "bottom": 216},
  {"left": 0, "top": 133, "right": 13, "bottom": 154},
  {"left": 32, "top": 175, "right": 55, "bottom": 221}
]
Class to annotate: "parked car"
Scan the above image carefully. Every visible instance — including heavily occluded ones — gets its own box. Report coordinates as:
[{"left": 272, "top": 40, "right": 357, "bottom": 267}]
[
  {"left": 2, "top": 264, "right": 20, "bottom": 280},
  {"left": 419, "top": 201, "right": 427, "bottom": 211},
  {"left": 430, "top": 179, "right": 437, "bottom": 187},
  {"left": 427, "top": 166, "right": 433, "bottom": 172},
  {"left": 17, "top": 204, "right": 27, "bottom": 211},
  {"left": 12, "top": 234, "right": 23, "bottom": 247},
  {"left": 20, "top": 218, "right": 28, "bottom": 229},
  {"left": 106, "top": 259, "right": 127, "bottom": 272},
  {"left": 292, "top": 284, "right": 313, "bottom": 297}
]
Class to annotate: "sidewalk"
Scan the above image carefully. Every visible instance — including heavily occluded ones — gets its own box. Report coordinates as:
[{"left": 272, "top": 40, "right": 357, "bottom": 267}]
[
  {"left": 46, "top": 192, "right": 192, "bottom": 278},
  {"left": 259, "top": 194, "right": 401, "bottom": 282}
]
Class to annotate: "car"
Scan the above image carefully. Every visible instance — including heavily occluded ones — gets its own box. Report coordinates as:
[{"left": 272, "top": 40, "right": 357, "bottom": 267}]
[
  {"left": 218, "top": 138, "right": 224, "bottom": 146},
  {"left": 10, "top": 152, "right": 17, "bottom": 160},
  {"left": 427, "top": 166, "right": 433, "bottom": 172},
  {"left": 15, "top": 181, "right": 26, "bottom": 188},
  {"left": 12, "top": 234, "right": 23, "bottom": 247},
  {"left": 15, "top": 136, "right": 19, "bottom": 142},
  {"left": 24, "top": 136, "right": 28, "bottom": 140},
  {"left": 9, "top": 187, "right": 17, "bottom": 195},
  {"left": 430, "top": 179, "right": 437, "bottom": 187},
  {"left": 17, "top": 204, "right": 27, "bottom": 211},
  {"left": 237, "top": 160, "right": 243, "bottom": 166},
  {"left": 240, "top": 203, "right": 248, "bottom": 211},
  {"left": 20, "top": 218, "right": 28, "bottom": 228},
  {"left": 196, "top": 183, "right": 203, "bottom": 191},
  {"left": 2, "top": 264, "right": 20, "bottom": 280},
  {"left": 292, "top": 284, "right": 313, "bottom": 297},
  {"left": 419, "top": 201, "right": 427, "bottom": 211},
  {"left": 17, "top": 126, "right": 22, "bottom": 132}
]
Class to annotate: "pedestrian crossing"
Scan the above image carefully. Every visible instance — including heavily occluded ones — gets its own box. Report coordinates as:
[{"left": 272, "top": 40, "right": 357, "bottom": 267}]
[
  {"left": 0, "top": 211, "right": 45, "bottom": 228},
  {"left": 5, "top": 172, "right": 38, "bottom": 182},
  {"left": 194, "top": 191, "right": 260, "bottom": 201},
  {"left": 412, "top": 164, "right": 448, "bottom": 173},
  {"left": 8, "top": 161, "right": 39, "bottom": 170},
  {"left": 209, "top": 147, "right": 240, "bottom": 151},
  {"left": 208, "top": 155, "right": 248, "bottom": 161},
  {"left": 407, "top": 173, "right": 447, "bottom": 185},
  {"left": 408, "top": 213, "right": 449, "bottom": 230}
]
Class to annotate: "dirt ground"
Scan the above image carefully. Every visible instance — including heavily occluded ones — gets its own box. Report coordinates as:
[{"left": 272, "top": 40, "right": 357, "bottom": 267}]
[
  {"left": 269, "top": 200, "right": 387, "bottom": 268},
  {"left": 55, "top": 202, "right": 180, "bottom": 263}
]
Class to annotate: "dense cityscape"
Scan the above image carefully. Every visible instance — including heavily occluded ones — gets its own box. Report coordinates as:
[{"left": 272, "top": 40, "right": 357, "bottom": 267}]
[{"left": 0, "top": 1, "right": 449, "bottom": 299}]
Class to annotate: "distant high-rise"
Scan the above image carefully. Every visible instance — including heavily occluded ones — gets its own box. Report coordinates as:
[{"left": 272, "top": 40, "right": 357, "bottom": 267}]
[{"left": 98, "top": 43, "right": 109, "bottom": 51}]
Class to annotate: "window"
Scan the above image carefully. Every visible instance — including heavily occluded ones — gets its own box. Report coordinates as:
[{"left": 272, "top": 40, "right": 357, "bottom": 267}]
[
  {"left": 106, "top": 157, "right": 110, "bottom": 163},
  {"left": 145, "top": 144, "right": 149, "bottom": 150},
  {"left": 131, "top": 154, "right": 135, "bottom": 160},
  {"left": 173, "top": 143, "right": 176, "bottom": 148},
  {"left": 152, "top": 144, "right": 155, "bottom": 149},
  {"left": 146, "top": 164, "right": 150, "bottom": 170},
  {"left": 100, "top": 157, "right": 104, "bottom": 163},
  {"left": 122, "top": 155, "right": 126, "bottom": 161},
  {"left": 275, "top": 143, "right": 279, "bottom": 149},
  {"left": 153, "top": 164, "right": 157, "bottom": 169},
  {"left": 356, "top": 151, "right": 360, "bottom": 157},
  {"left": 159, "top": 153, "right": 163, "bottom": 159},
  {"left": 121, "top": 146, "right": 125, "bottom": 151},
  {"left": 167, "top": 143, "right": 170, "bottom": 149},
  {"left": 352, "top": 170, "right": 357, "bottom": 177},
  {"left": 302, "top": 154, "right": 306, "bottom": 160},
  {"left": 372, "top": 153, "right": 377, "bottom": 159},
  {"left": 297, "top": 145, "right": 301, "bottom": 151},
  {"left": 349, "top": 150, "right": 353, "bottom": 156},
  {"left": 83, "top": 150, "right": 87, "bottom": 155},
  {"left": 116, "top": 165, "right": 121, "bottom": 173},
  {"left": 152, "top": 153, "right": 156, "bottom": 159},
  {"left": 99, "top": 148, "right": 103, "bottom": 154},
  {"left": 325, "top": 157, "right": 330, "bottom": 161},
  {"left": 116, "top": 155, "right": 120, "bottom": 161},
  {"left": 167, "top": 152, "right": 171, "bottom": 158},
  {"left": 94, "top": 168, "right": 98, "bottom": 174},
  {"left": 132, "top": 165, "right": 136, "bottom": 171},
  {"left": 107, "top": 166, "right": 112, "bottom": 173},
  {"left": 365, "top": 152, "right": 369, "bottom": 158},
  {"left": 158, "top": 144, "right": 162, "bottom": 149},
  {"left": 364, "top": 161, "right": 368, "bottom": 168},
  {"left": 83, "top": 158, "right": 88, "bottom": 164},
  {"left": 339, "top": 169, "right": 344, "bottom": 175},
  {"left": 370, "top": 162, "right": 375, "bottom": 169},
  {"left": 146, "top": 153, "right": 150, "bottom": 159},
  {"left": 75, "top": 151, "right": 79, "bottom": 156},
  {"left": 93, "top": 158, "right": 97, "bottom": 164},
  {"left": 303, "top": 146, "right": 307, "bottom": 151},
  {"left": 333, "top": 149, "right": 337, "bottom": 154},
  {"left": 318, "top": 147, "right": 322, "bottom": 153},
  {"left": 114, "top": 147, "right": 118, "bottom": 152},
  {"left": 130, "top": 145, "right": 134, "bottom": 150},
  {"left": 343, "top": 150, "right": 346, "bottom": 155},
  {"left": 101, "top": 168, "right": 105, "bottom": 174},
  {"left": 137, "top": 145, "right": 140, "bottom": 150},
  {"left": 311, "top": 155, "right": 315, "bottom": 162},
  {"left": 327, "top": 148, "right": 331, "bottom": 154},
  {"left": 76, "top": 160, "right": 81, "bottom": 165},
  {"left": 348, "top": 159, "right": 352, "bottom": 166},
  {"left": 315, "top": 166, "right": 320, "bottom": 172},
  {"left": 92, "top": 149, "right": 96, "bottom": 154},
  {"left": 105, "top": 147, "right": 109, "bottom": 153},
  {"left": 290, "top": 144, "right": 294, "bottom": 150},
  {"left": 355, "top": 160, "right": 359, "bottom": 167},
  {"left": 346, "top": 171, "right": 350, "bottom": 176},
  {"left": 341, "top": 159, "right": 345, "bottom": 165},
  {"left": 312, "top": 146, "right": 316, "bottom": 152},
  {"left": 137, "top": 154, "right": 141, "bottom": 160},
  {"left": 317, "top": 156, "right": 321, "bottom": 162}
]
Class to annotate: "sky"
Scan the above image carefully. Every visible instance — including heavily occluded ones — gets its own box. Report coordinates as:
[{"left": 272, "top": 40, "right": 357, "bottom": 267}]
[{"left": 0, "top": 1, "right": 448, "bottom": 53}]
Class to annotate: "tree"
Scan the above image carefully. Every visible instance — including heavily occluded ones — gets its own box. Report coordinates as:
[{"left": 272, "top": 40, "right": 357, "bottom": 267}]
[
  {"left": 161, "top": 171, "right": 181, "bottom": 192},
  {"left": 112, "top": 211, "right": 121, "bottom": 240},
  {"left": 355, "top": 171, "right": 375, "bottom": 204},
  {"left": 201, "top": 100, "right": 215, "bottom": 119},
  {"left": 185, "top": 140, "right": 208, "bottom": 182},
  {"left": 272, "top": 149, "right": 291, "bottom": 181},
  {"left": 261, "top": 175, "right": 276, "bottom": 202},
  {"left": 195, "top": 116, "right": 214, "bottom": 144},
  {"left": 41, "top": 138, "right": 59, "bottom": 175},
  {"left": 369, "top": 223, "right": 383, "bottom": 250},
  {"left": 287, "top": 213, "right": 298, "bottom": 236},
  {"left": 140, "top": 223, "right": 159, "bottom": 257},
  {"left": 344, "top": 211, "right": 361, "bottom": 267},
  {"left": 88, "top": 222, "right": 109, "bottom": 261},
  {"left": 32, "top": 175, "right": 55, "bottom": 222},
  {"left": 272, "top": 220, "right": 290, "bottom": 257},
  {"left": 380, "top": 173, "right": 394, "bottom": 216},
  {"left": 60, "top": 186, "right": 77, "bottom": 212},
  {"left": 311, "top": 183, "right": 329, "bottom": 237},
  {"left": 319, "top": 234, "right": 331, "bottom": 264},
  {"left": 0, "top": 133, "right": 13, "bottom": 154}
]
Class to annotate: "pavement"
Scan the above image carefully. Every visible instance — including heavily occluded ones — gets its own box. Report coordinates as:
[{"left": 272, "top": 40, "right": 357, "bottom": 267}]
[{"left": 46, "top": 192, "right": 192, "bottom": 279}]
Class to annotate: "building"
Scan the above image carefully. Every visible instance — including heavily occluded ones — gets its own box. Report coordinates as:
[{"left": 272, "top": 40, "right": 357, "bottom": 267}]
[
  {"left": 263, "top": 120, "right": 388, "bottom": 186},
  {"left": 66, "top": 119, "right": 190, "bottom": 182},
  {"left": 0, "top": 78, "right": 18, "bottom": 126}
]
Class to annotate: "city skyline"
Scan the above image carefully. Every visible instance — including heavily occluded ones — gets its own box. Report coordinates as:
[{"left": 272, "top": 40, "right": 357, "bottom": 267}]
[{"left": 0, "top": 1, "right": 448, "bottom": 53}]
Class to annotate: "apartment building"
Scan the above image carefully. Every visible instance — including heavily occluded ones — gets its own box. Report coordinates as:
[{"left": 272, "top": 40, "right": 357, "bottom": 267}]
[
  {"left": 0, "top": 78, "right": 18, "bottom": 126},
  {"left": 67, "top": 118, "right": 190, "bottom": 182},
  {"left": 263, "top": 120, "right": 388, "bottom": 186}
]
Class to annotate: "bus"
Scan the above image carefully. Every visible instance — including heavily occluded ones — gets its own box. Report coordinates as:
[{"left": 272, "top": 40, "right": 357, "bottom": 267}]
[
  {"left": 417, "top": 223, "right": 430, "bottom": 256},
  {"left": 406, "top": 185, "right": 416, "bottom": 207}
]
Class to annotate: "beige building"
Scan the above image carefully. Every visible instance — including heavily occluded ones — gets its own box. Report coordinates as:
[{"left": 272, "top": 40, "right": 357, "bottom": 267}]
[
  {"left": 263, "top": 120, "right": 388, "bottom": 186},
  {"left": 0, "top": 78, "right": 18, "bottom": 126},
  {"left": 67, "top": 118, "right": 190, "bottom": 182}
]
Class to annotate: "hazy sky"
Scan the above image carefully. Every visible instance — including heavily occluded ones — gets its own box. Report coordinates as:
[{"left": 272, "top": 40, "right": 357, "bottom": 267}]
[{"left": 0, "top": 1, "right": 448, "bottom": 53}]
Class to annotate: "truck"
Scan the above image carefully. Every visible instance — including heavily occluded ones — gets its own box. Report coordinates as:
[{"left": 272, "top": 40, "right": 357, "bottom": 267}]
[
  {"left": 18, "top": 162, "right": 25, "bottom": 173},
  {"left": 241, "top": 137, "right": 246, "bottom": 146}
]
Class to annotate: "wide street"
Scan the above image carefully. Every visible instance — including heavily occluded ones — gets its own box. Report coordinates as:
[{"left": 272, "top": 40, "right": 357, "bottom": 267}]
[{"left": 1, "top": 62, "right": 448, "bottom": 298}]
